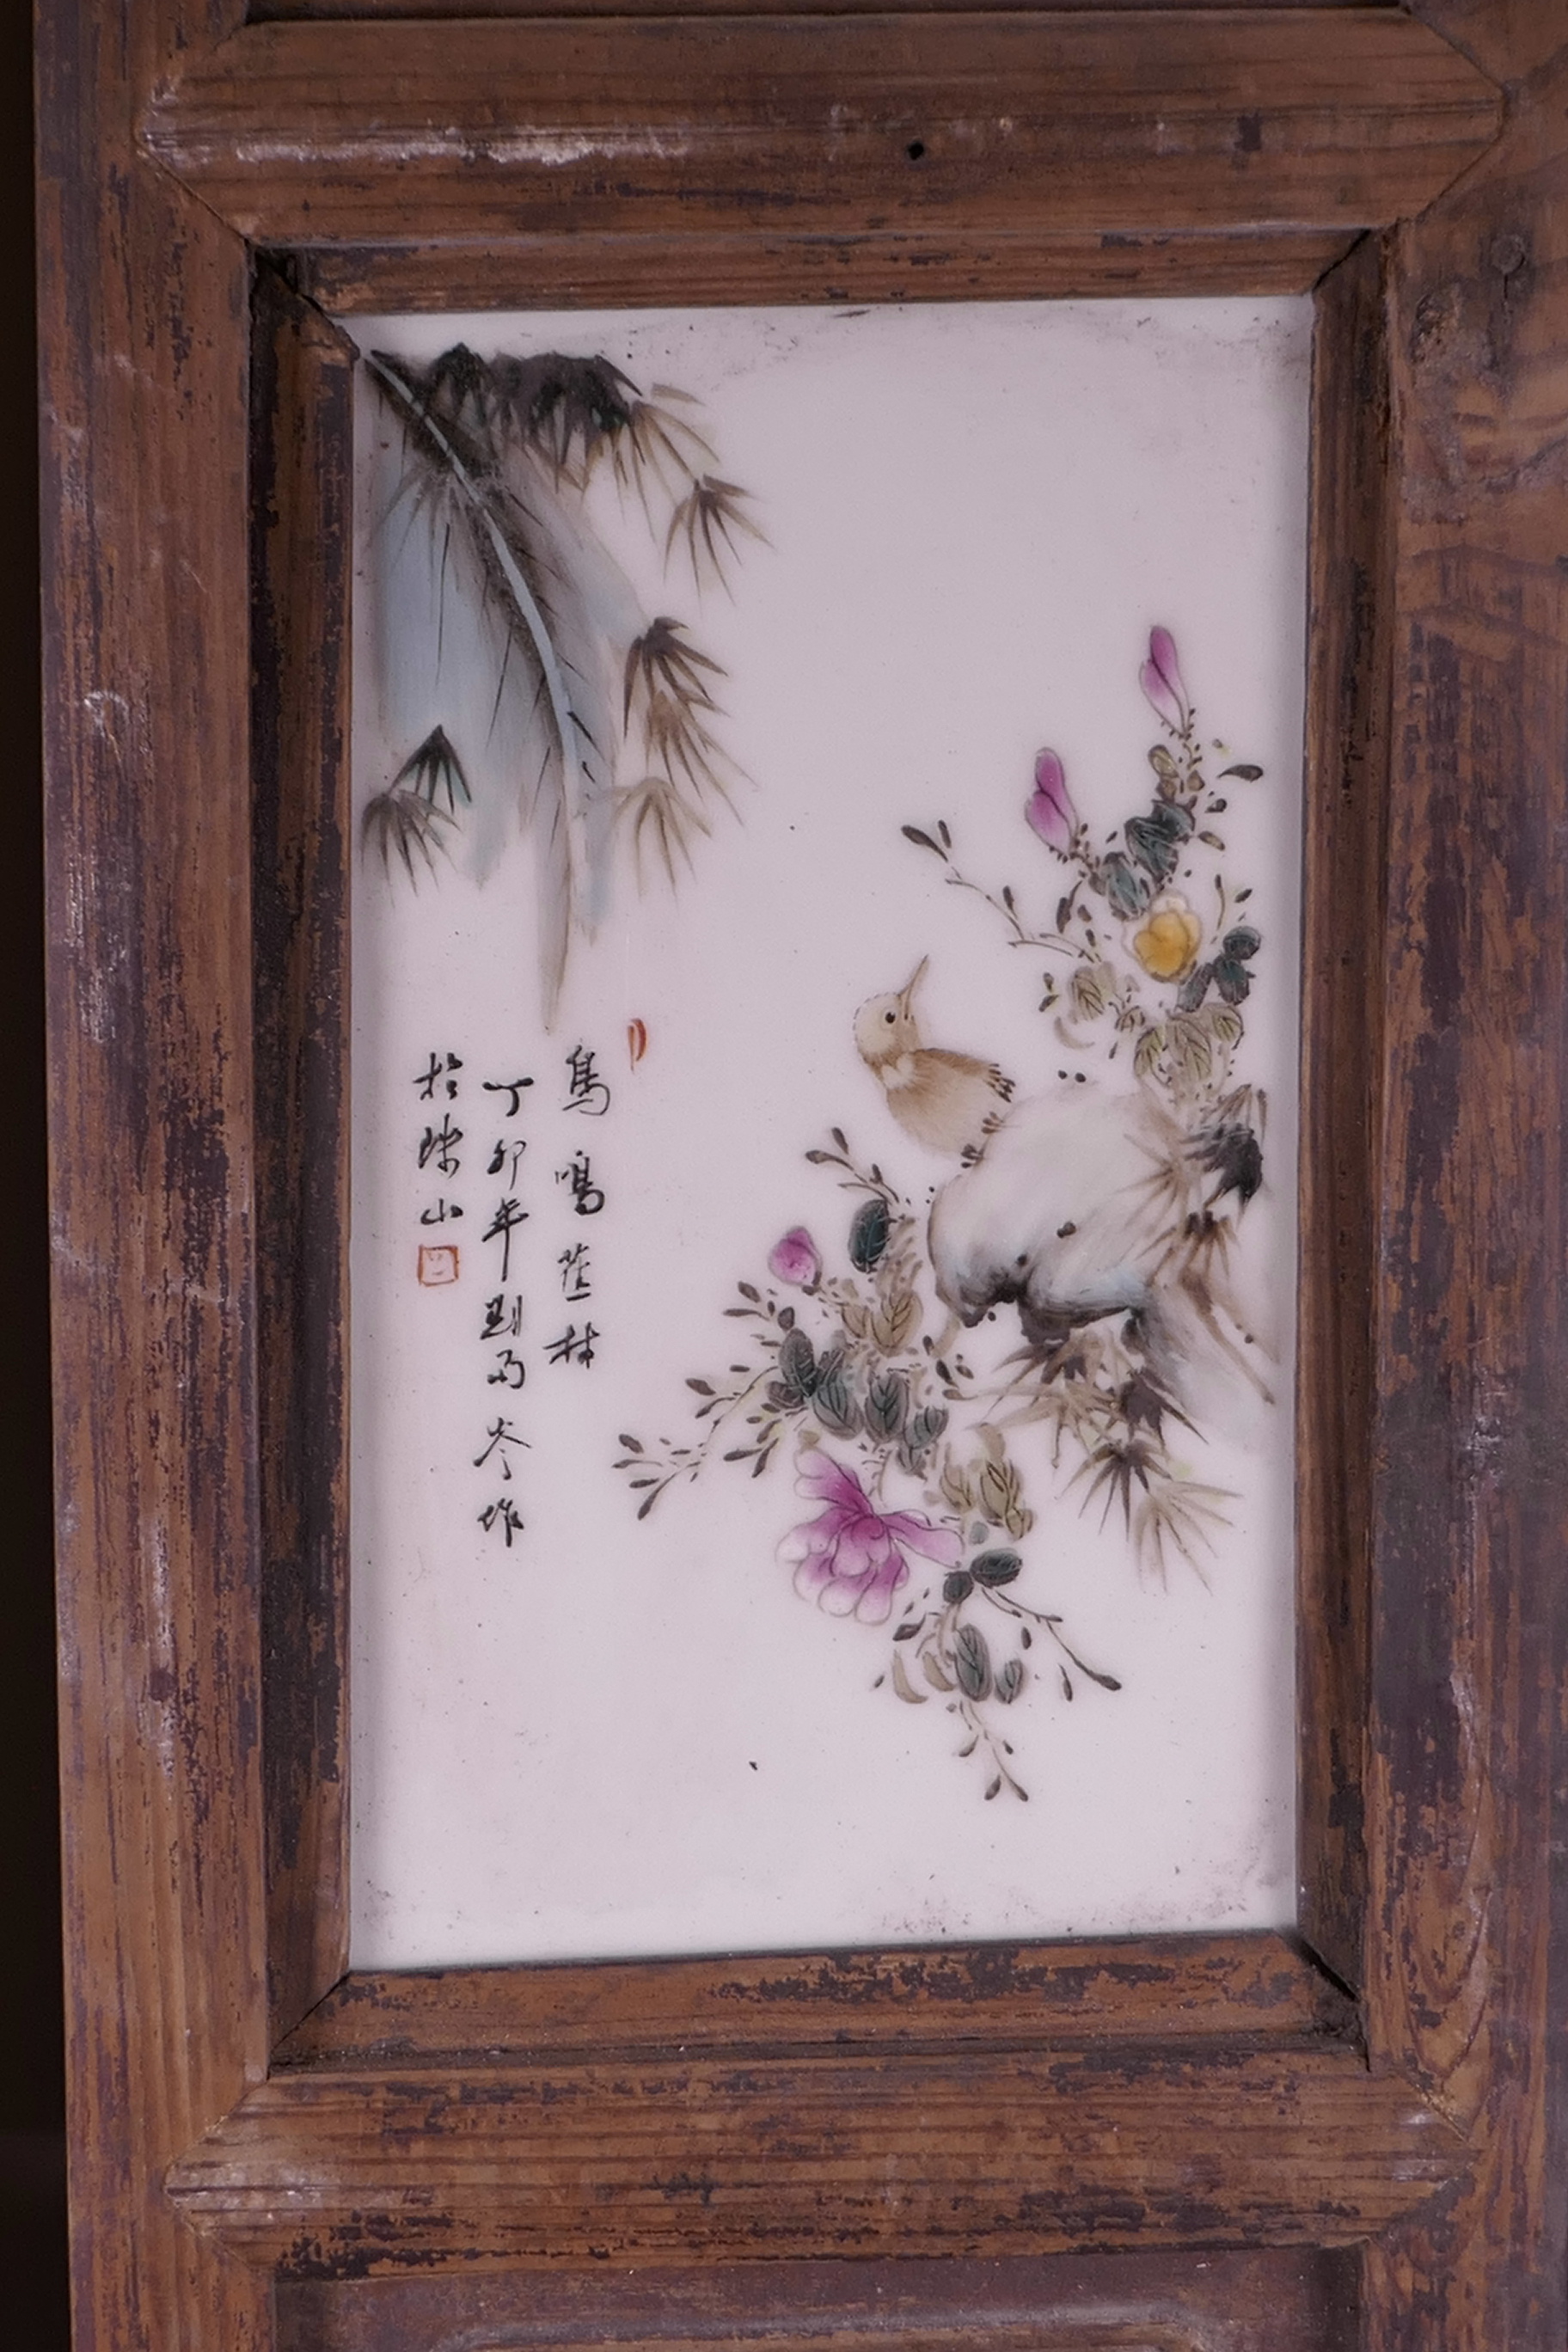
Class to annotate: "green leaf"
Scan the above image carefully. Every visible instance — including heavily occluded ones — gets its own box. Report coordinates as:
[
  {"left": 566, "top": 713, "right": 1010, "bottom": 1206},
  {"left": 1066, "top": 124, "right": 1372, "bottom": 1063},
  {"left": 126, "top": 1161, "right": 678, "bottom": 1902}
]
[
  {"left": 849, "top": 1196, "right": 891, "bottom": 1272},
  {"left": 900, "top": 1406, "right": 949, "bottom": 1469},
  {"left": 1219, "top": 763, "right": 1263, "bottom": 781},
  {"left": 866, "top": 1370, "right": 908, "bottom": 1440},
  {"left": 1222, "top": 925, "right": 1261, "bottom": 961},
  {"left": 1177, "top": 962, "right": 1214, "bottom": 1014},
  {"left": 812, "top": 1367, "right": 858, "bottom": 1435},
  {"left": 943, "top": 1569, "right": 975, "bottom": 1603},
  {"left": 1124, "top": 815, "right": 1180, "bottom": 883},
  {"left": 777, "top": 1327, "right": 818, "bottom": 1397},
  {"left": 1168, "top": 1014, "right": 1215, "bottom": 1085},
  {"left": 1134, "top": 1025, "right": 1167, "bottom": 1081},
  {"left": 901, "top": 824, "right": 941, "bottom": 854},
  {"left": 1069, "top": 961, "right": 1116, "bottom": 1022},
  {"left": 1212, "top": 957, "right": 1253, "bottom": 1007},
  {"left": 953, "top": 1623, "right": 993, "bottom": 1701},
  {"left": 995, "top": 1657, "right": 1025, "bottom": 1705},
  {"left": 1125, "top": 799, "right": 1194, "bottom": 881},
  {"left": 1100, "top": 852, "right": 1152, "bottom": 920},
  {"left": 970, "top": 1549, "right": 1022, "bottom": 1588}
]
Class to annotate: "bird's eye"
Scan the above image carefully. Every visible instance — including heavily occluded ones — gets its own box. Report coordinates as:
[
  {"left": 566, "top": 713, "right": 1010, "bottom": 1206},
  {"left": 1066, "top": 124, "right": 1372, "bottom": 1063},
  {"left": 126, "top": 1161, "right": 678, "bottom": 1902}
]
[{"left": 885, "top": 1009, "right": 897, "bottom": 1024}]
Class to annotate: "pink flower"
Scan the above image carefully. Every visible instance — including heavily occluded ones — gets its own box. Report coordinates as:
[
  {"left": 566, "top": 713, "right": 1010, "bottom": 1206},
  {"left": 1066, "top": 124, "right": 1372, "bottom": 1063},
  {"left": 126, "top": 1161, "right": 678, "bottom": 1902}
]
[
  {"left": 1139, "top": 626, "right": 1189, "bottom": 732},
  {"left": 1026, "top": 747, "right": 1076, "bottom": 856},
  {"left": 768, "top": 1227, "right": 821, "bottom": 1289},
  {"left": 780, "top": 1454, "right": 961, "bottom": 1624}
]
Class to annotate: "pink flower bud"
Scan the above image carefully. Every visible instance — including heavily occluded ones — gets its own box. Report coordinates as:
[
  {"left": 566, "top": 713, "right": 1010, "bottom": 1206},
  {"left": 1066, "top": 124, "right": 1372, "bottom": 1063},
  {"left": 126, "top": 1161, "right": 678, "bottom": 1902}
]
[
  {"left": 1139, "top": 626, "right": 1189, "bottom": 732},
  {"left": 1026, "top": 747, "right": 1076, "bottom": 856},
  {"left": 768, "top": 1228, "right": 821, "bottom": 1289}
]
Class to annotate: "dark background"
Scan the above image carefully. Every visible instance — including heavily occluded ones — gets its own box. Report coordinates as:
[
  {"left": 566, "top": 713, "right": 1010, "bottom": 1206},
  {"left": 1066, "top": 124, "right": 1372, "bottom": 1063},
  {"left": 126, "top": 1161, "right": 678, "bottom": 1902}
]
[{"left": 7, "top": 4, "right": 70, "bottom": 2344}]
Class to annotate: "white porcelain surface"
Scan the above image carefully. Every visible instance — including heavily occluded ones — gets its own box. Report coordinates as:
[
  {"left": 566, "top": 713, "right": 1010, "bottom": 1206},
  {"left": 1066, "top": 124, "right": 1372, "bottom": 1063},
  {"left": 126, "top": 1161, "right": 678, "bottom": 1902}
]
[{"left": 347, "top": 298, "right": 1309, "bottom": 1967}]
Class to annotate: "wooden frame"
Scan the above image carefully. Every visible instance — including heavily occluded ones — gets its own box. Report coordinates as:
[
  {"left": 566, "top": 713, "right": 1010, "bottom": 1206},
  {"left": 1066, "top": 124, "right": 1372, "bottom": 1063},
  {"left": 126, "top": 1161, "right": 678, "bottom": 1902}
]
[{"left": 37, "top": 4, "right": 1568, "bottom": 2346}]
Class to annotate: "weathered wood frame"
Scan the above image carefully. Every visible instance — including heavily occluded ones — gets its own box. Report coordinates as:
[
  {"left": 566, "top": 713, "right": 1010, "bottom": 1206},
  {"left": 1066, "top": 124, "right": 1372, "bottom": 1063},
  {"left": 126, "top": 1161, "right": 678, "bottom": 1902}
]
[{"left": 38, "top": 4, "right": 1568, "bottom": 2346}]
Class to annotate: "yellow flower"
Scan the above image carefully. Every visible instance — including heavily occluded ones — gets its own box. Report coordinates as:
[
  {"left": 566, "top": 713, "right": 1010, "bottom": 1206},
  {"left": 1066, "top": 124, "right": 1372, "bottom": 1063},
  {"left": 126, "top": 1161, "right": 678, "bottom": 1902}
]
[{"left": 1132, "top": 894, "right": 1203, "bottom": 982}]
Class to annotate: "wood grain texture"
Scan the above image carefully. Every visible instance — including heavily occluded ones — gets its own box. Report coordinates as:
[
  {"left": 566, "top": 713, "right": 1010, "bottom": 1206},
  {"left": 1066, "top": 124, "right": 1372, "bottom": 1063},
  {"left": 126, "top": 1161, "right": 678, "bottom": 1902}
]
[
  {"left": 166, "top": 2043, "right": 1464, "bottom": 2274},
  {"left": 1359, "top": 5, "right": 1568, "bottom": 2343},
  {"left": 257, "top": 0, "right": 1396, "bottom": 18},
  {"left": 38, "top": 0, "right": 273, "bottom": 2347},
  {"left": 252, "top": 270, "right": 358, "bottom": 2047},
  {"left": 300, "top": 226, "right": 1363, "bottom": 313},
  {"left": 143, "top": 13, "right": 1500, "bottom": 250},
  {"left": 275, "top": 2249, "right": 1360, "bottom": 2352},
  {"left": 43, "top": 2, "right": 1566, "bottom": 2343},
  {"left": 1295, "top": 234, "right": 1393, "bottom": 1995},
  {"left": 275, "top": 1932, "right": 1351, "bottom": 2067}
]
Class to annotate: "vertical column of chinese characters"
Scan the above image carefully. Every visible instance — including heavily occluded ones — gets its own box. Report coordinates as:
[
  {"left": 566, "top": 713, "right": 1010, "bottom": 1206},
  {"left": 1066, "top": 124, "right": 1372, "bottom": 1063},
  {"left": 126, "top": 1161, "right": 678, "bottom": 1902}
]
[
  {"left": 414, "top": 1050, "right": 466, "bottom": 1270},
  {"left": 475, "top": 1072, "right": 535, "bottom": 1546},
  {"left": 549, "top": 1044, "right": 609, "bottom": 1370}
]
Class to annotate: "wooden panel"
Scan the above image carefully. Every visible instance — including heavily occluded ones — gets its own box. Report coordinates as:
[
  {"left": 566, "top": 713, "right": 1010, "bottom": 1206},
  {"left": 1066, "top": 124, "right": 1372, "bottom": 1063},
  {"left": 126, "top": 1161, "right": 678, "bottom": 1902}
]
[
  {"left": 276, "top": 2250, "right": 1360, "bottom": 2352},
  {"left": 43, "top": 2, "right": 1565, "bottom": 2344},
  {"left": 143, "top": 14, "right": 1500, "bottom": 251},
  {"left": 299, "top": 224, "right": 1362, "bottom": 312},
  {"left": 252, "top": 269, "right": 358, "bottom": 2045},
  {"left": 166, "top": 2043, "right": 1464, "bottom": 2273},
  {"left": 1295, "top": 235, "right": 1393, "bottom": 1993},
  {"left": 257, "top": 0, "right": 1395, "bottom": 19},
  {"left": 276, "top": 1932, "right": 1350, "bottom": 2067},
  {"left": 37, "top": 0, "right": 273, "bottom": 2346},
  {"left": 1361, "top": 3, "right": 1568, "bottom": 2343}
]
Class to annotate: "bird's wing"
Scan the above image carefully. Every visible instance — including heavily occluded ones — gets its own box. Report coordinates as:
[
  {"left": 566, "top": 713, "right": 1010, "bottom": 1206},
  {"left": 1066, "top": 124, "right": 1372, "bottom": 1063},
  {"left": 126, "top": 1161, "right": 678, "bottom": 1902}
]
[{"left": 925, "top": 1047, "right": 1014, "bottom": 1097}]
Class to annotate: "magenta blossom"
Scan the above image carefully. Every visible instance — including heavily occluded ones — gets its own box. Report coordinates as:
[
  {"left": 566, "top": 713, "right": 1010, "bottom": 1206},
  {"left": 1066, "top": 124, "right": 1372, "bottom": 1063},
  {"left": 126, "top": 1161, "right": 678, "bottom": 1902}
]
[
  {"left": 1139, "top": 626, "right": 1189, "bottom": 733},
  {"left": 768, "top": 1227, "right": 821, "bottom": 1289},
  {"left": 1026, "top": 747, "right": 1077, "bottom": 856},
  {"left": 780, "top": 1453, "right": 961, "bottom": 1624}
]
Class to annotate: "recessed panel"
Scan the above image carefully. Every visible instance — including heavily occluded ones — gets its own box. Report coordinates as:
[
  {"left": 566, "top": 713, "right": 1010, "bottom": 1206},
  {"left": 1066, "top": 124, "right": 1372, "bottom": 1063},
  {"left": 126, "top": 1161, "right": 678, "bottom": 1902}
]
[
  {"left": 347, "top": 297, "right": 1307, "bottom": 1965},
  {"left": 278, "top": 2248, "right": 1359, "bottom": 2352}
]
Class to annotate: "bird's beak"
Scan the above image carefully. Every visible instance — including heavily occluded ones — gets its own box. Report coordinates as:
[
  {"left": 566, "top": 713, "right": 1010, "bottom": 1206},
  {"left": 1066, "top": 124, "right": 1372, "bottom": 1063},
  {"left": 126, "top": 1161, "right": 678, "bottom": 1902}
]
[{"left": 899, "top": 957, "right": 928, "bottom": 1012}]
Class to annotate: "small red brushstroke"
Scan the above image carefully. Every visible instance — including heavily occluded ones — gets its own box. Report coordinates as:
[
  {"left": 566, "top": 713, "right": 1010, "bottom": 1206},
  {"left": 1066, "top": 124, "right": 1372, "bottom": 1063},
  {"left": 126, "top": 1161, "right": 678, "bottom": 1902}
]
[{"left": 627, "top": 1018, "right": 648, "bottom": 1068}]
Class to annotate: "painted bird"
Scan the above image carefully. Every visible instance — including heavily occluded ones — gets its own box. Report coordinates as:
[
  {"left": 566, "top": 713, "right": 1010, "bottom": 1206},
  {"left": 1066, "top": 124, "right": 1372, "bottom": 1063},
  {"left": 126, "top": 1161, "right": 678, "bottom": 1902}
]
[
  {"left": 854, "top": 959, "right": 1014, "bottom": 1158},
  {"left": 927, "top": 1078, "right": 1271, "bottom": 1418}
]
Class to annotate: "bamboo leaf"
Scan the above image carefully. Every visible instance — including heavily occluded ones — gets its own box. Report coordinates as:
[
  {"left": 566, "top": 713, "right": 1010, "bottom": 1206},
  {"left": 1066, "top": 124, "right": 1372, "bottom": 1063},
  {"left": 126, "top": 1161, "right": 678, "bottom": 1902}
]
[{"left": 367, "top": 350, "right": 600, "bottom": 1020}]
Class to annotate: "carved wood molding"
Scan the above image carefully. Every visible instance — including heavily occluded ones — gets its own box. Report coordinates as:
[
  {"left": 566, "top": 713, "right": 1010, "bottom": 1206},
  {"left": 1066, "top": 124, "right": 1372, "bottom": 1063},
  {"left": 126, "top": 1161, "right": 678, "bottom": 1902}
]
[
  {"left": 272, "top": 1931, "right": 1350, "bottom": 2065},
  {"left": 166, "top": 2039, "right": 1467, "bottom": 2272}
]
